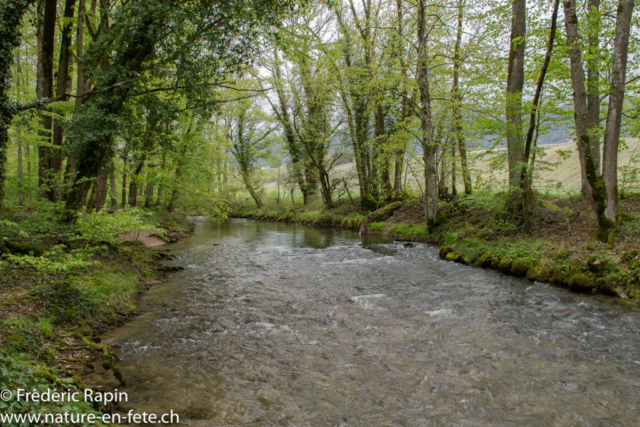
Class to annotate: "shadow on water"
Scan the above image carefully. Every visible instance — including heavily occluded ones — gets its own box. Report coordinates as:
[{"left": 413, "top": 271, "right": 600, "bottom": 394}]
[{"left": 88, "top": 218, "right": 640, "bottom": 426}]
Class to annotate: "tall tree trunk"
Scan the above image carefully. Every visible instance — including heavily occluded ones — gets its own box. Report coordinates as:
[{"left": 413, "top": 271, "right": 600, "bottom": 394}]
[
  {"left": 563, "top": 0, "right": 632, "bottom": 242},
  {"left": 144, "top": 177, "right": 153, "bottom": 208},
  {"left": 15, "top": 50, "right": 24, "bottom": 205},
  {"left": 271, "top": 52, "right": 309, "bottom": 203},
  {"left": 88, "top": 166, "right": 108, "bottom": 211},
  {"left": 519, "top": 0, "right": 559, "bottom": 230},
  {"left": 452, "top": 0, "right": 472, "bottom": 195},
  {"left": 601, "top": 0, "right": 634, "bottom": 228},
  {"left": 417, "top": 0, "right": 438, "bottom": 226},
  {"left": 37, "top": 0, "right": 57, "bottom": 201},
  {"left": 505, "top": 0, "right": 526, "bottom": 190},
  {"left": 393, "top": 0, "right": 407, "bottom": 200},
  {"left": 377, "top": 103, "right": 391, "bottom": 196},
  {"left": 51, "top": 0, "right": 76, "bottom": 198},
  {"left": 167, "top": 144, "right": 189, "bottom": 213},
  {"left": 109, "top": 169, "right": 117, "bottom": 208},
  {"left": 579, "top": 0, "right": 602, "bottom": 195}
]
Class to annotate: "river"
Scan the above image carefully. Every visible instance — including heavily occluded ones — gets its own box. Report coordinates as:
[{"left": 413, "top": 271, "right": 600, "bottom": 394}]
[{"left": 89, "top": 218, "right": 640, "bottom": 426}]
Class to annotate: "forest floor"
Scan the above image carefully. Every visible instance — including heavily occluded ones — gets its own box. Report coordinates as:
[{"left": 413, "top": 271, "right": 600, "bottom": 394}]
[
  {"left": 0, "top": 206, "right": 193, "bottom": 421},
  {"left": 233, "top": 192, "right": 640, "bottom": 305}
]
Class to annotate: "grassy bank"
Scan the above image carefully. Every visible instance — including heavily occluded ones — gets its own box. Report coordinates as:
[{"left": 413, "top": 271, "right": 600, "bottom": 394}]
[
  {"left": 233, "top": 199, "right": 367, "bottom": 230},
  {"left": 0, "top": 204, "right": 192, "bottom": 424},
  {"left": 233, "top": 192, "right": 640, "bottom": 304}
]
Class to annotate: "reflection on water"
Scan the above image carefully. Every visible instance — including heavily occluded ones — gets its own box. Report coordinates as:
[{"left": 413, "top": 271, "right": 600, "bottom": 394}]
[{"left": 89, "top": 218, "right": 640, "bottom": 426}]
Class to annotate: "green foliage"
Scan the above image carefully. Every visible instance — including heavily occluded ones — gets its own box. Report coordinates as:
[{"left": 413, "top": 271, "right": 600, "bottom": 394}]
[
  {"left": 368, "top": 222, "right": 386, "bottom": 233},
  {"left": 74, "top": 208, "right": 162, "bottom": 245},
  {"left": 0, "top": 354, "right": 99, "bottom": 427}
]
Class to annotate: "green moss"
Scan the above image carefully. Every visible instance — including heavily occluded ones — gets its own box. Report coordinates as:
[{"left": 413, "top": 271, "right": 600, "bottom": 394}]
[
  {"left": 568, "top": 274, "right": 596, "bottom": 293},
  {"left": 475, "top": 251, "right": 494, "bottom": 268},
  {"left": 596, "top": 278, "right": 617, "bottom": 296},
  {"left": 511, "top": 259, "right": 531, "bottom": 277},
  {"left": 446, "top": 252, "right": 461, "bottom": 262},
  {"left": 498, "top": 257, "right": 513, "bottom": 273},
  {"left": 439, "top": 246, "right": 454, "bottom": 259}
]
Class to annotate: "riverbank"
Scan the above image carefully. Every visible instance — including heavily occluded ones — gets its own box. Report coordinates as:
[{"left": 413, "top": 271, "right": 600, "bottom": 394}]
[
  {"left": 0, "top": 205, "right": 193, "bottom": 423},
  {"left": 232, "top": 193, "right": 640, "bottom": 304}
]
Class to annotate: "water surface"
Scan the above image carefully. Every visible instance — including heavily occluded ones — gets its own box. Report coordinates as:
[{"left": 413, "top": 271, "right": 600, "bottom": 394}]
[{"left": 90, "top": 218, "right": 640, "bottom": 426}]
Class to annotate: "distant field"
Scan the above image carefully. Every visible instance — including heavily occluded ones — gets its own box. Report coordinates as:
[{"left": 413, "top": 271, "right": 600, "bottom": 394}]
[{"left": 256, "top": 138, "right": 640, "bottom": 195}]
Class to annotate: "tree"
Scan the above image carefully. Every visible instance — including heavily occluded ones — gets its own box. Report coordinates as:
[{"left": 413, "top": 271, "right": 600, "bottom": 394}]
[{"left": 563, "top": 0, "right": 635, "bottom": 242}]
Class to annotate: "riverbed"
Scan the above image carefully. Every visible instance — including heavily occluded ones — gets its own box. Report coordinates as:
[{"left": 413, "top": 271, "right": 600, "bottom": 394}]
[{"left": 89, "top": 218, "right": 640, "bottom": 426}]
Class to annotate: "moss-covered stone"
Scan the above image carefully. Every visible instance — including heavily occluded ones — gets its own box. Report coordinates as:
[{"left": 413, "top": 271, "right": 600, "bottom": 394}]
[
  {"left": 511, "top": 259, "right": 531, "bottom": 277},
  {"left": 446, "top": 252, "right": 461, "bottom": 262},
  {"left": 526, "top": 268, "right": 538, "bottom": 281},
  {"left": 462, "top": 254, "right": 474, "bottom": 265},
  {"left": 475, "top": 251, "right": 494, "bottom": 268},
  {"left": 568, "top": 274, "right": 596, "bottom": 293},
  {"left": 2, "top": 239, "right": 44, "bottom": 257},
  {"left": 596, "top": 278, "right": 617, "bottom": 296},
  {"left": 498, "top": 257, "right": 513, "bottom": 274},
  {"left": 536, "top": 268, "right": 551, "bottom": 282},
  {"left": 439, "top": 246, "right": 454, "bottom": 259},
  {"left": 490, "top": 257, "right": 501, "bottom": 269},
  {"left": 550, "top": 268, "right": 569, "bottom": 286}
]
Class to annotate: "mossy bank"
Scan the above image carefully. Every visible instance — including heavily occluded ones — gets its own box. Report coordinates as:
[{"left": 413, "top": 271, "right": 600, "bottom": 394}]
[
  {"left": 361, "top": 196, "right": 640, "bottom": 304},
  {"left": 0, "top": 205, "right": 193, "bottom": 424}
]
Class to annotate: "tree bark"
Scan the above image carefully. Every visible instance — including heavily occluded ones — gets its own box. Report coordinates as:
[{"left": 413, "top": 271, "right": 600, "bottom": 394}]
[
  {"left": 109, "top": 169, "right": 117, "bottom": 208},
  {"left": 505, "top": 0, "right": 526, "bottom": 189},
  {"left": 88, "top": 166, "right": 108, "bottom": 211},
  {"left": 37, "top": 0, "right": 57, "bottom": 201},
  {"left": 51, "top": 0, "right": 77, "bottom": 195},
  {"left": 562, "top": 0, "right": 631, "bottom": 242},
  {"left": 417, "top": 0, "right": 438, "bottom": 226},
  {"left": 579, "top": 0, "right": 602, "bottom": 195},
  {"left": 601, "top": 0, "right": 634, "bottom": 227},
  {"left": 452, "top": 0, "right": 471, "bottom": 195},
  {"left": 518, "top": 0, "right": 559, "bottom": 230}
]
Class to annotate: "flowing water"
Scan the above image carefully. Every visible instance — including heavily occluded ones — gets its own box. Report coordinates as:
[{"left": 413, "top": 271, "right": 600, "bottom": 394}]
[{"left": 90, "top": 218, "right": 640, "bottom": 426}]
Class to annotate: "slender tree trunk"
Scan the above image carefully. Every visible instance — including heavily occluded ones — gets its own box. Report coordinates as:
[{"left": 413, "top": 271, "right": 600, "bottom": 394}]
[
  {"left": 452, "top": 0, "right": 472, "bottom": 195},
  {"left": 417, "top": 0, "right": 438, "bottom": 226},
  {"left": 37, "top": 0, "right": 57, "bottom": 201},
  {"left": 167, "top": 144, "right": 189, "bottom": 213},
  {"left": 601, "top": 0, "right": 634, "bottom": 227},
  {"left": 506, "top": 0, "right": 526, "bottom": 190},
  {"left": 144, "top": 177, "right": 153, "bottom": 208},
  {"left": 51, "top": 0, "right": 76, "bottom": 198},
  {"left": 377, "top": 103, "right": 391, "bottom": 196},
  {"left": 562, "top": 0, "right": 632, "bottom": 242},
  {"left": 271, "top": 52, "right": 309, "bottom": 203},
  {"left": 519, "top": 0, "right": 559, "bottom": 230},
  {"left": 15, "top": 50, "right": 24, "bottom": 205},
  {"left": 109, "top": 169, "right": 117, "bottom": 208},
  {"left": 393, "top": 0, "right": 407, "bottom": 200},
  {"left": 579, "top": 0, "right": 602, "bottom": 195}
]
